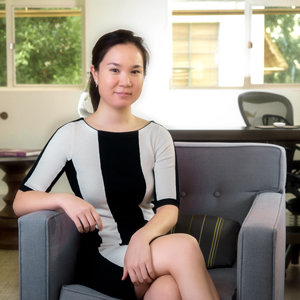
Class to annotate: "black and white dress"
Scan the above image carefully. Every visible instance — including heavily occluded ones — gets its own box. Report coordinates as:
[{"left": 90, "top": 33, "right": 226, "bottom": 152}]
[{"left": 20, "top": 118, "right": 179, "bottom": 299}]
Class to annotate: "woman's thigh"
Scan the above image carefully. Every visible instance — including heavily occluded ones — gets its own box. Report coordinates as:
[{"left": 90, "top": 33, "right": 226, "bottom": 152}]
[{"left": 149, "top": 233, "right": 204, "bottom": 276}]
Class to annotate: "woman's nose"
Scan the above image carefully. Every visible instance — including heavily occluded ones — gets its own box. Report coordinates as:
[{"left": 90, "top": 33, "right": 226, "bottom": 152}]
[{"left": 119, "top": 72, "right": 132, "bottom": 87}]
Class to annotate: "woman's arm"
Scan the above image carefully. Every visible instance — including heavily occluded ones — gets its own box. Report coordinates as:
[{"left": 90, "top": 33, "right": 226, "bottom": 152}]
[
  {"left": 122, "top": 204, "right": 178, "bottom": 285},
  {"left": 13, "top": 190, "right": 102, "bottom": 233},
  {"left": 13, "top": 190, "right": 63, "bottom": 215},
  {"left": 13, "top": 122, "right": 102, "bottom": 233},
  {"left": 134, "top": 204, "right": 178, "bottom": 242}
]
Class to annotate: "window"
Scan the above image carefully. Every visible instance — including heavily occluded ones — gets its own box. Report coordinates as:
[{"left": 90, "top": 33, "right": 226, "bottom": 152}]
[
  {"left": 0, "top": 2, "right": 6, "bottom": 86},
  {"left": 172, "top": 23, "right": 219, "bottom": 87},
  {"left": 171, "top": 0, "right": 300, "bottom": 88},
  {"left": 249, "top": 5, "right": 300, "bottom": 85},
  {"left": 1, "top": 0, "right": 84, "bottom": 88},
  {"left": 172, "top": 1, "right": 246, "bottom": 88}
]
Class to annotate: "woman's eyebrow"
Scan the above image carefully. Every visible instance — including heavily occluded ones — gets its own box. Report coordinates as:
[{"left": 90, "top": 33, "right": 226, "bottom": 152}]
[
  {"left": 107, "top": 62, "right": 120, "bottom": 67},
  {"left": 107, "top": 62, "right": 142, "bottom": 69}
]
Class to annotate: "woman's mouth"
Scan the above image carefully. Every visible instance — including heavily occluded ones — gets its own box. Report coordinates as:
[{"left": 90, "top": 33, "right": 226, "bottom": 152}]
[{"left": 115, "top": 91, "right": 132, "bottom": 97}]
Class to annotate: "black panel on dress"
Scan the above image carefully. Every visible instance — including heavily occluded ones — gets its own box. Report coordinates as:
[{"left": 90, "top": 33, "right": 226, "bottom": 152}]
[
  {"left": 64, "top": 159, "right": 83, "bottom": 198},
  {"left": 98, "top": 131, "right": 147, "bottom": 245}
]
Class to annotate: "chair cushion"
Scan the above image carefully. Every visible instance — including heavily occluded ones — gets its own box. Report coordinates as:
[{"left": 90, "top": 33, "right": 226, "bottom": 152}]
[
  {"left": 60, "top": 284, "right": 121, "bottom": 300},
  {"left": 209, "top": 265, "right": 237, "bottom": 300},
  {"left": 173, "top": 215, "right": 240, "bottom": 269}
]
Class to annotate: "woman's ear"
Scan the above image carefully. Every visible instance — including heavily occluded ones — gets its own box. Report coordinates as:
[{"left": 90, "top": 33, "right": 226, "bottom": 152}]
[{"left": 90, "top": 65, "right": 98, "bottom": 86}]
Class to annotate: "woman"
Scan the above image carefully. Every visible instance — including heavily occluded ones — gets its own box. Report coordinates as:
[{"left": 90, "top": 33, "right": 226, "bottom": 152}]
[{"left": 13, "top": 29, "right": 219, "bottom": 300}]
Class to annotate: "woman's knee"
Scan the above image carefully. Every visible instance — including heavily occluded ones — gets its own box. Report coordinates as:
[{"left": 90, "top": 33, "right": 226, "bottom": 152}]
[
  {"left": 174, "top": 234, "right": 204, "bottom": 261},
  {"left": 150, "top": 233, "right": 206, "bottom": 275},
  {"left": 166, "top": 233, "right": 209, "bottom": 274}
]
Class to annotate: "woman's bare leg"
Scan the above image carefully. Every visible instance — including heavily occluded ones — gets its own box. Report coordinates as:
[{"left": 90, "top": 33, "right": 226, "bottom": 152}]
[
  {"left": 143, "top": 275, "right": 181, "bottom": 300},
  {"left": 148, "top": 233, "right": 219, "bottom": 300}
]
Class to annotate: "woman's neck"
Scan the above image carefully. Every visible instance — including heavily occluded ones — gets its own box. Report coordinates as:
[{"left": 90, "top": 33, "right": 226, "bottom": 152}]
[{"left": 85, "top": 104, "right": 146, "bottom": 132}]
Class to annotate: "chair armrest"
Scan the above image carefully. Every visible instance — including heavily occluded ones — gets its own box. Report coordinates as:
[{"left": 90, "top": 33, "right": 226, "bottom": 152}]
[
  {"left": 18, "top": 210, "right": 80, "bottom": 300},
  {"left": 237, "top": 192, "right": 286, "bottom": 300}
]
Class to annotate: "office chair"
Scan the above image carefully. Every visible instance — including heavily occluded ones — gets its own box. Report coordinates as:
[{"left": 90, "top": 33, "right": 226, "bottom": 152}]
[{"left": 238, "top": 91, "right": 300, "bottom": 267}]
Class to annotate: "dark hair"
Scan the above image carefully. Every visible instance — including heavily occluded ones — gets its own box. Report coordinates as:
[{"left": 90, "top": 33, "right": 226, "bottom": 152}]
[{"left": 89, "top": 29, "right": 150, "bottom": 111}]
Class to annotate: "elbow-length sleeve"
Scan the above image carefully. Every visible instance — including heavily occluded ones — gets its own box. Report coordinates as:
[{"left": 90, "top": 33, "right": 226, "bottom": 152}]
[
  {"left": 19, "top": 122, "right": 74, "bottom": 193},
  {"left": 152, "top": 125, "right": 179, "bottom": 209}
]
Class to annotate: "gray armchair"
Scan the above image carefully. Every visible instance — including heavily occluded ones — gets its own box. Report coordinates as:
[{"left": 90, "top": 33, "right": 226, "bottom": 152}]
[{"left": 18, "top": 142, "right": 286, "bottom": 300}]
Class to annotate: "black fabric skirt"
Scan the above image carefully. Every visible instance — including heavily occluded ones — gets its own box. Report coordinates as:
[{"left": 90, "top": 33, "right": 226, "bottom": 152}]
[{"left": 74, "top": 230, "right": 137, "bottom": 300}]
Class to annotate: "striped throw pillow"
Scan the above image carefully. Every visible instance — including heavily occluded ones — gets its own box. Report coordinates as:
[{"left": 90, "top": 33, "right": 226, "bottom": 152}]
[{"left": 172, "top": 215, "right": 240, "bottom": 269}]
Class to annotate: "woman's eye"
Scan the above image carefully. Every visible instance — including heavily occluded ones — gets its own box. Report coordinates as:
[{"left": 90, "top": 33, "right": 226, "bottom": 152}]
[
  {"left": 132, "top": 70, "right": 141, "bottom": 74},
  {"left": 110, "top": 68, "right": 119, "bottom": 73}
]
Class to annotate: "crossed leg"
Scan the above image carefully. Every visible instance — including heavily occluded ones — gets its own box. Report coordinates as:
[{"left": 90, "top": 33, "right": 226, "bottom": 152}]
[
  {"left": 135, "top": 233, "right": 219, "bottom": 300},
  {"left": 143, "top": 275, "right": 181, "bottom": 300}
]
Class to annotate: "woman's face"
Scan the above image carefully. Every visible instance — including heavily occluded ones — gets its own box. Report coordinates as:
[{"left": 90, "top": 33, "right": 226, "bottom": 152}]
[{"left": 91, "top": 43, "right": 145, "bottom": 110}]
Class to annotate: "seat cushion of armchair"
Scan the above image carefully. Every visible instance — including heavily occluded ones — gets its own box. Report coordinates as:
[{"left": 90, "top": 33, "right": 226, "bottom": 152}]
[
  {"left": 59, "top": 267, "right": 236, "bottom": 300},
  {"left": 209, "top": 266, "right": 237, "bottom": 300},
  {"left": 60, "top": 284, "right": 120, "bottom": 300}
]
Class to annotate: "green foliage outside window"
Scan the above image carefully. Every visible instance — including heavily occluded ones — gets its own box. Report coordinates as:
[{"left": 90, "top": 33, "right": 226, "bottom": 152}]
[
  {"left": 265, "top": 13, "right": 300, "bottom": 84},
  {"left": 15, "top": 10, "right": 82, "bottom": 85}
]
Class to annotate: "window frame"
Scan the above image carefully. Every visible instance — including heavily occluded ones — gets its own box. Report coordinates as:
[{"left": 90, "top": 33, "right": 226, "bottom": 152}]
[
  {"left": 171, "top": 0, "right": 300, "bottom": 89},
  {"left": 0, "top": 0, "right": 7, "bottom": 87},
  {"left": 2, "top": 0, "right": 85, "bottom": 89}
]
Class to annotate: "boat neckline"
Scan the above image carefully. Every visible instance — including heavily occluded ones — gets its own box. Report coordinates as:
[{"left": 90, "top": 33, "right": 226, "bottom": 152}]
[{"left": 81, "top": 118, "right": 153, "bottom": 134}]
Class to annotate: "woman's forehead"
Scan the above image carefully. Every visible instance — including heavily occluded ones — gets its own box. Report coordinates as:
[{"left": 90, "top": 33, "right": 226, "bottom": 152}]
[{"left": 101, "top": 43, "right": 144, "bottom": 67}]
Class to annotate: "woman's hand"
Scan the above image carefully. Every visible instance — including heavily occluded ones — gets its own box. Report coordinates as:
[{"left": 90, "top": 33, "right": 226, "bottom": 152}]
[
  {"left": 121, "top": 205, "right": 178, "bottom": 285},
  {"left": 58, "top": 194, "right": 103, "bottom": 233},
  {"left": 122, "top": 230, "right": 156, "bottom": 286}
]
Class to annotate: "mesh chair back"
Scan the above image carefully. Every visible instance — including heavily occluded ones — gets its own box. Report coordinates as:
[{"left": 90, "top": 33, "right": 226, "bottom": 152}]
[{"left": 238, "top": 91, "right": 294, "bottom": 127}]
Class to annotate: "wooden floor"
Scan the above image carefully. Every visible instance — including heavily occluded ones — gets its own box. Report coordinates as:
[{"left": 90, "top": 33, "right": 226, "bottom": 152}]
[
  {"left": 0, "top": 249, "right": 299, "bottom": 299},
  {"left": 0, "top": 250, "right": 19, "bottom": 300},
  {"left": 284, "top": 261, "right": 300, "bottom": 300}
]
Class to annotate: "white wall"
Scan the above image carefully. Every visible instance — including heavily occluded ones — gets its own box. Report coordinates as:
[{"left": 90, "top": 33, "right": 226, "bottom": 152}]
[
  {"left": 0, "top": 89, "right": 80, "bottom": 195},
  {"left": 0, "top": 89, "right": 80, "bottom": 149},
  {"left": 1, "top": 0, "right": 300, "bottom": 196}
]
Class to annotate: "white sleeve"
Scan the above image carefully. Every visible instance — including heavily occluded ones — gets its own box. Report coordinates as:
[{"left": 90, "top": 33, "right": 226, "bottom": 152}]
[
  {"left": 20, "top": 122, "right": 74, "bottom": 192},
  {"left": 153, "top": 125, "right": 179, "bottom": 209}
]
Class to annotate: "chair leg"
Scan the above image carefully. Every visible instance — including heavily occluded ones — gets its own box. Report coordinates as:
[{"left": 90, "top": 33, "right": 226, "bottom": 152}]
[
  {"left": 286, "top": 244, "right": 293, "bottom": 269},
  {"left": 286, "top": 244, "right": 300, "bottom": 269},
  {"left": 291, "top": 245, "right": 300, "bottom": 264}
]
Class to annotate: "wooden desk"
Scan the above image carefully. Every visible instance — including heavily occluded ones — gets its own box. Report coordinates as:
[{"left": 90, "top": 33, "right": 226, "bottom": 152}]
[
  {"left": 0, "top": 156, "right": 38, "bottom": 249},
  {"left": 170, "top": 127, "right": 300, "bottom": 145}
]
